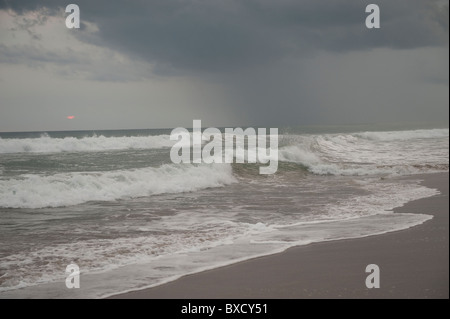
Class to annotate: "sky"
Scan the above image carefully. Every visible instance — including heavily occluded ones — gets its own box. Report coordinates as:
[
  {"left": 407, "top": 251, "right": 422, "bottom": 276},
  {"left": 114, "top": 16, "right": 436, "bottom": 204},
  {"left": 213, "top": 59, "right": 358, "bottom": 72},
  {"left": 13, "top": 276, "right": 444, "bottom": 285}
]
[{"left": 0, "top": 0, "right": 448, "bottom": 132}]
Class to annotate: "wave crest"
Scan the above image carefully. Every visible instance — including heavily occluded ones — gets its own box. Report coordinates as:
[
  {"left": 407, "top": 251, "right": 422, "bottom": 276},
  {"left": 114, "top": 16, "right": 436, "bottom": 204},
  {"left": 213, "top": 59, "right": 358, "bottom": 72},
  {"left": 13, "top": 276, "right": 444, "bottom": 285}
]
[
  {"left": 0, "top": 164, "right": 236, "bottom": 209},
  {"left": 0, "top": 135, "right": 178, "bottom": 154},
  {"left": 278, "top": 129, "right": 449, "bottom": 176}
]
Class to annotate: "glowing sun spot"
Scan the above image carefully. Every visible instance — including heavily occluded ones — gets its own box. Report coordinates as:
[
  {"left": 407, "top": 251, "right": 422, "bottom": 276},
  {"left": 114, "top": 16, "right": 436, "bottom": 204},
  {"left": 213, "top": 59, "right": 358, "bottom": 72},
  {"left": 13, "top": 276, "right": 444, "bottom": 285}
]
[{"left": 67, "top": 116, "right": 75, "bottom": 120}]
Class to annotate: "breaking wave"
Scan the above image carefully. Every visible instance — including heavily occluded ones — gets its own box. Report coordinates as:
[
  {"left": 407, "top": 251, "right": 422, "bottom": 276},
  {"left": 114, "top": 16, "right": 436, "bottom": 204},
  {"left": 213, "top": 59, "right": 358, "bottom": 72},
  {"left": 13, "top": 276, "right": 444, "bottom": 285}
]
[
  {"left": 278, "top": 128, "right": 449, "bottom": 176},
  {"left": 0, "top": 134, "right": 178, "bottom": 154},
  {"left": 0, "top": 163, "right": 236, "bottom": 209}
]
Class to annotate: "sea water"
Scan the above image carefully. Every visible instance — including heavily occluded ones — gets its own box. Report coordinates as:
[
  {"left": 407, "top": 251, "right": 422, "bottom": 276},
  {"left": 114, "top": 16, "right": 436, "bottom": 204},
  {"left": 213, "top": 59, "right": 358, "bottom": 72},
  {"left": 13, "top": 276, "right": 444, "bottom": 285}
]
[{"left": 0, "top": 125, "right": 448, "bottom": 298}]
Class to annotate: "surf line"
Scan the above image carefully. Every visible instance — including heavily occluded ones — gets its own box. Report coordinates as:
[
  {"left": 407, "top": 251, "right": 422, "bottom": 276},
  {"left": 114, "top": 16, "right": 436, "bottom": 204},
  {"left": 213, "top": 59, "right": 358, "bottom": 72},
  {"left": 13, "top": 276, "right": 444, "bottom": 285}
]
[{"left": 170, "top": 120, "right": 278, "bottom": 174}]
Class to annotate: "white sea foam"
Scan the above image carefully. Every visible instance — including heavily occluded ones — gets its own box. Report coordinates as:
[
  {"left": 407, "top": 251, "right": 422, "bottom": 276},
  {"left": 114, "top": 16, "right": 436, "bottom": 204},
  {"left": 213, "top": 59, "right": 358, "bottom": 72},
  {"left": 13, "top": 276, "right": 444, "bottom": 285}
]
[
  {"left": 0, "top": 179, "right": 439, "bottom": 298},
  {"left": 0, "top": 134, "right": 179, "bottom": 154},
  {"left": 0, "top": 163, "right": 236, "bottom": 209},
  {"left": 354, "top": 128, "right": 449, "bottom": 141},
  {"left": 278, "top": 129, "right": 449, "bottom": 176}
]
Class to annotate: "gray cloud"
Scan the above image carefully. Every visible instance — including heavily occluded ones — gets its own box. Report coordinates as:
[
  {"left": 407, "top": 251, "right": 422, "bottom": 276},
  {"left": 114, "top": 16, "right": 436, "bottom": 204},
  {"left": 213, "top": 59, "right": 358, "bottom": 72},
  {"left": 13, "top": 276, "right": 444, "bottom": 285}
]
[
  {"left": 2, "top": 0, "right": 448, "bottom": 75},
  {"left": 0, "top": 43, "right": 81, "bottom": 65},
  {"left": 0, "top": 0, "right": 448, "bottom": 130},
  {"left": 0, "top": 43, "right": 154, "bottom": 82}
]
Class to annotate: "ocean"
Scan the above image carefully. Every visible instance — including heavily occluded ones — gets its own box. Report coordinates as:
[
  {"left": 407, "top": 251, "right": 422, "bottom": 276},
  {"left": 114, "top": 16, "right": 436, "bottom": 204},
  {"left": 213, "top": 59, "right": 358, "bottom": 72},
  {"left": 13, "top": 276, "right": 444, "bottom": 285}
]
[{"left": 0, "top": 125, "right": 448, "bottom": 298}]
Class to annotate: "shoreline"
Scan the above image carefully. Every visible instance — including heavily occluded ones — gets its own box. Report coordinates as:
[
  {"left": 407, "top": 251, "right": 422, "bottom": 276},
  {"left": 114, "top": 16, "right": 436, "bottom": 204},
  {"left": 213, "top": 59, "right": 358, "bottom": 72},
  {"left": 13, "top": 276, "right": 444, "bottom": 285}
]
[{"left": 109, "top": 172, "right": 449, "bottom": 299}]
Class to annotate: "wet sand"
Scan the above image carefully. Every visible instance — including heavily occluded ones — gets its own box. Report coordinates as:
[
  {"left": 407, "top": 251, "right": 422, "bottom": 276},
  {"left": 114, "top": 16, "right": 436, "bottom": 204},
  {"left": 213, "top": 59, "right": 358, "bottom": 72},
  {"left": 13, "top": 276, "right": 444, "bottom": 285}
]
[{"left": 109, "top": 173, "right": 449, "bottom": 299}]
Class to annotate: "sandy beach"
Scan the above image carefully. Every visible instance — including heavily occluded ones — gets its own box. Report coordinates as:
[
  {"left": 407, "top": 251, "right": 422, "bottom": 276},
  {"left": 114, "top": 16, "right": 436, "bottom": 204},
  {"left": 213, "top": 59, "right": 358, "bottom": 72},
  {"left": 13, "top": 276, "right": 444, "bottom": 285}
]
[{"left": 109, "top": 172, "right": 449, "bottom": 299}]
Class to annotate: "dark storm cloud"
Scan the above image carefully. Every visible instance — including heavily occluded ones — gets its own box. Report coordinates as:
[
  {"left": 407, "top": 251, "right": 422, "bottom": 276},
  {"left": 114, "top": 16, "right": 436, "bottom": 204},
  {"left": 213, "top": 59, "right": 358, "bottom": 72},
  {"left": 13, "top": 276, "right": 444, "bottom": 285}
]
[
  {"left": 1, "top": 0, "right": 448, "bottom": 130},
  {"left": 1, "top": 0, "right": 448, "bottom": 75}
]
